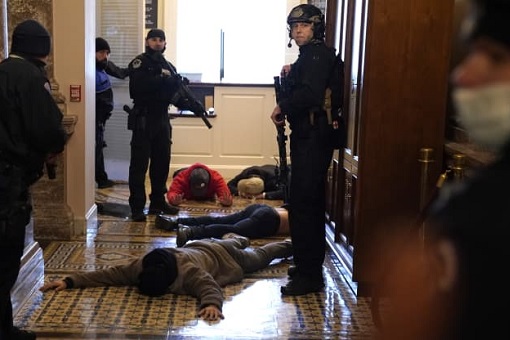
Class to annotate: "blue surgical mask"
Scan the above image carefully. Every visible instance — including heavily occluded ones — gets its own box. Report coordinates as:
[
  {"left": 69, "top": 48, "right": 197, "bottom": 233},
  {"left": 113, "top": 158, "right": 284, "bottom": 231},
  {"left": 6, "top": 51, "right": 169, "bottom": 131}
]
[{"left": 453, "top": 83, "right": 510, "bottom": 152}]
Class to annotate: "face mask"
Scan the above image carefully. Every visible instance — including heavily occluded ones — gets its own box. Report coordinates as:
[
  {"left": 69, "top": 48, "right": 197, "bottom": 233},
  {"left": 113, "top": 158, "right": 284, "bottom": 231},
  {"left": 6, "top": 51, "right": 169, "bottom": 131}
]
[{"left": 453, "top": 84, "right": 510, "bottom": 151}]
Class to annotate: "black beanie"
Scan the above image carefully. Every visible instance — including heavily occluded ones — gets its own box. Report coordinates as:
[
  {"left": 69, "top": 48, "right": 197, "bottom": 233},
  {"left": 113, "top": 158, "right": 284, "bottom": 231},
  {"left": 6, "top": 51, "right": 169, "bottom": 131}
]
[
  {"left": 96, "top": 37, "right": 111, "bottom": 53},
  {"left": 146, "top": 29, "right": 166, "bottom": 41},
  {"left": 138, "top": 249, "right": 177, "bottom": 297},
  {"left": 466, "top": 0, "right": 510, "bottom": 49},
  {"left": 11, "top": 19, "right": 51, "bottom": 57}
]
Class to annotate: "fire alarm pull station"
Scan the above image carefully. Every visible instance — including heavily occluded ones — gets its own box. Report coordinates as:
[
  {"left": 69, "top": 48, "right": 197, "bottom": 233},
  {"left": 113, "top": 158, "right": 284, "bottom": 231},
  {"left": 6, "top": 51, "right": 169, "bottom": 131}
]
[{"left": 70, "top": 85, "right": 81, "bottom": 102}]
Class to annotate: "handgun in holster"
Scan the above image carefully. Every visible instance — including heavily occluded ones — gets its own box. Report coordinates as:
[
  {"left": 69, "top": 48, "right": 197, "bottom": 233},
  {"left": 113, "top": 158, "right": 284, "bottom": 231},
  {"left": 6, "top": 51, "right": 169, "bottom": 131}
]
[{"left": 125, "top": 105, "right": 146, "bottom": 131}]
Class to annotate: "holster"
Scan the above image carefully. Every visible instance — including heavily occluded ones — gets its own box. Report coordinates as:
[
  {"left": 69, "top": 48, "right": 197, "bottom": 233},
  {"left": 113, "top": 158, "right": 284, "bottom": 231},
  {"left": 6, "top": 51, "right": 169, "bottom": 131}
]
[{"left": 127, "top": 107, "right": 147, "bottom": 131}]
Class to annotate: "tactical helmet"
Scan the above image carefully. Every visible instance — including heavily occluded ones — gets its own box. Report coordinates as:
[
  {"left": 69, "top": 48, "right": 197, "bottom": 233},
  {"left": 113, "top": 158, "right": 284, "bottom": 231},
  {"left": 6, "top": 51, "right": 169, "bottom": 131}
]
[{"left": 287, "top": 4, "right": 325, "bottom": 41}]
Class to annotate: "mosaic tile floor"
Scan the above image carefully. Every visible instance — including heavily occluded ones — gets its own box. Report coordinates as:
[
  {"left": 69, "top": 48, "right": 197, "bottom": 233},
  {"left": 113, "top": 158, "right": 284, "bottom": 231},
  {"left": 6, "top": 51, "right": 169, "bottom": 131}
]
[{"left": 14, "top": 182, "right": 377, "bottom": 339}]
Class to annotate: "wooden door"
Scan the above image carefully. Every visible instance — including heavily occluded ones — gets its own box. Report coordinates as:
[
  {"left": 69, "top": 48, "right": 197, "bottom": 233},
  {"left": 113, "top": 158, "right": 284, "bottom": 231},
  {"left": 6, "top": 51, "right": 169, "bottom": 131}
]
[{"left": 327, "top": 0, "right": 455, "bottom": 296}]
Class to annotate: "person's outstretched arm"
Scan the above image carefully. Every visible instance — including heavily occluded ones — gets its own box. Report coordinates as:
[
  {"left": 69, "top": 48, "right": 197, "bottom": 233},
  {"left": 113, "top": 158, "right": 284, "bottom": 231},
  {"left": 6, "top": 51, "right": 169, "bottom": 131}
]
[
  {"left": 39, "top": 260, "right": 141, "bottom": 291},
  {"left": 181, "top": 265, "right": 225, "bottom": 321},
  {"left": 106, "top": 60, "right": 129, "bottom": 79}
]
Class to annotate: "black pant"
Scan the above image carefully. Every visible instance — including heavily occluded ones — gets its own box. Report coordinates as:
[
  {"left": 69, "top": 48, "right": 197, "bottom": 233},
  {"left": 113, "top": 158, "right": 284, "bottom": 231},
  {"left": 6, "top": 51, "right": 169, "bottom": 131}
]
[
  {"left": 288, "top": 115, "right": 334, "bottom": 280},
  {"left": 128, "top": 110, "right": 172, "bottom": 214},
  {"left": 95, "top": 122, "right": 108, "bottom": 184},
  {"left": 178, "top": 203, "right": 280, "bottom": 239},
  {"left": 0, "top": 191, "right": 31, "bottom": 337}
]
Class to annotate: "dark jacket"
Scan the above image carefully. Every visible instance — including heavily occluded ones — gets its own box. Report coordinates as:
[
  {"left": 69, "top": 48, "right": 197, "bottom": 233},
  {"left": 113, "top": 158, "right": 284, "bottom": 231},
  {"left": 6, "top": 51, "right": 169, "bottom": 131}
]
[
  {"left": 0, "top": 54, "right": 67, "bottom": 179},
  {"left": 128, "top": 50, "right": 179, "bottom": 109},
  {"left": 227, "top": 164, "right": 287, "bottom": 200},
  {"left": 426, "top": 144, "right": 510, "bottom": 339},
  {"left": 278, "top": 41, "right": 336, "bottom": 128}
]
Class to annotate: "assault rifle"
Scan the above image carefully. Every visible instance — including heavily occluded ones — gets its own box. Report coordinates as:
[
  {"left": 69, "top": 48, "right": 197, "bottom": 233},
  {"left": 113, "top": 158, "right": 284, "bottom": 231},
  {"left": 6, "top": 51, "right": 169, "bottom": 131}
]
[
  {"left": 123, "top": 74, "right": 212, "bottom": 130},
  {"left": 273, "top": 75, "right": 290, "bottom": 203},
  {"left": 168, "top": 72, "right": 213, "bottom": 129}
]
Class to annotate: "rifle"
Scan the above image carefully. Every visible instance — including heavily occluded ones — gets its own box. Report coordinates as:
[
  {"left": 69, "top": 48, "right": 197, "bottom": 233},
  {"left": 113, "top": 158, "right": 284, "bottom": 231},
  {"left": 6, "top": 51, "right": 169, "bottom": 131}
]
[
  {"left": 273, "top": 75, "right": 290, "bottom": 203},
  {"left": 167, "top": 72, "right": 213, "bottom": 129},
  {"left": 124, "top": 73, "right": 212, "bottom": 130}
]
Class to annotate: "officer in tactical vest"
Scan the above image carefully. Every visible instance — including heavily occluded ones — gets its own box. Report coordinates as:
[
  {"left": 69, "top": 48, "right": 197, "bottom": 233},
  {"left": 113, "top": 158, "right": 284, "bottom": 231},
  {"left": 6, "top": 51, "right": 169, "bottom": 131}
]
[
  {"left": 0, "top": 20, "right": 67, "bottom": 340},
  {"left": 127, "top": 29, "right": 180, "bottom": 221},
  {"left": 271, "top": 4, "right": 338, "bottom": 296}
]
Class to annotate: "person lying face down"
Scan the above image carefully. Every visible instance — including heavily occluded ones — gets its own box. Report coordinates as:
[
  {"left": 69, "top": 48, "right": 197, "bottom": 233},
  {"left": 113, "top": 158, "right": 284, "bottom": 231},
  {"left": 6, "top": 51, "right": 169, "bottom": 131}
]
[
  {"left": 167, "top": 163, "right": 233, "bottom": 207},
  {"left": 39, "top": 236, "right": 292, "bottom": 322}
]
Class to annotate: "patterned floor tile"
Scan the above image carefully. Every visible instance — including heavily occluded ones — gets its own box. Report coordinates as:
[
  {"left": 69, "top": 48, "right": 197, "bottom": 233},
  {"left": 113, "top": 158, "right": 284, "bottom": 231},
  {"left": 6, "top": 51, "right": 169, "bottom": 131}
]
[{"left": 13, "top": 185, "right": 377, "bottom": 339}]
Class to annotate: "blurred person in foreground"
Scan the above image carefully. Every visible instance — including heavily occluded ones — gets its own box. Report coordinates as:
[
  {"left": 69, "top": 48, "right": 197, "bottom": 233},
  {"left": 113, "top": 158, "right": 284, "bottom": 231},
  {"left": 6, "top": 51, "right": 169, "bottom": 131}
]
[
  {"left": 0, "top": 20, "right": 67, "bottom": 340},
  {"left": 378, "top": 1, "right": 510, "bottom": 338}
]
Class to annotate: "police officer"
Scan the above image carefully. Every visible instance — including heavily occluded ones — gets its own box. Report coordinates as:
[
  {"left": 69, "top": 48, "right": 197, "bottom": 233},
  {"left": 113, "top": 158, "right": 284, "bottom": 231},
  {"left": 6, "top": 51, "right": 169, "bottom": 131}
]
[
  {"left": 0, "top": 20, "right": 67, "bottom": 339},
  {"left": 271, "top": 4, "right": 337, "bottom": 296},
  {"left": 127, "top": 29, "right": 180, "bottom": 221},
  {"left": 95, "top": 37, "right": 129, "bottom": 189}
]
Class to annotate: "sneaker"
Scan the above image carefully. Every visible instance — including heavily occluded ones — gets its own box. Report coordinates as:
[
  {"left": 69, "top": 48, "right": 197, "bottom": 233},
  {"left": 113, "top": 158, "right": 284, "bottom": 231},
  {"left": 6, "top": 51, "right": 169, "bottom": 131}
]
[
  {"left": 280, "top": 275, "right": 324, "bottom": 296},
  {"left": 148, "top": 202, "right": 179, "bottom": 215},
  {"left": 97, "top": 179, "right": 115, "bottom": 189},
  {"left": 176, "top": 224, "right": 193, "bottom": 247},
  {"left": 131, "top": 211, "right": 146, "bottom": 222},
  {"left": 7, "top": 327, "right": 36, "bottom": 340},
  {"left": 155, "top": 215, "right": 179, "bottom": 231},
  {"left": 222, "top": 233, "right": 250, "bottom": 248}
]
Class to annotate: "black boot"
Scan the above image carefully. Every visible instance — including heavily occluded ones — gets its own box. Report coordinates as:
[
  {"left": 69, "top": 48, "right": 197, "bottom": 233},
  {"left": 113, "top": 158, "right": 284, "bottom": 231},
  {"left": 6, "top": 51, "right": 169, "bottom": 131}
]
[
  {"left": 281, "top": 269, "right": 324, "bottom": 296},
  {"left": 155, "top": 215, "right": 179, "bottom": 231},
  {"left": 287, "top": 265, "right": 298, "bottom": 278},
  {"left": 148, "top": 201, "right": 179, "bottom": 215}
]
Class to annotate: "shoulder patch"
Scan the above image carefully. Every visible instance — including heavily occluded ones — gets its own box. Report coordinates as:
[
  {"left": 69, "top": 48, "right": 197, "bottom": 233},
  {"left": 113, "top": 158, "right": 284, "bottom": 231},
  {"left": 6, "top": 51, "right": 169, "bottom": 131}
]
[{"left": 132, "top": 59, "right": 142, "bottom": 69}]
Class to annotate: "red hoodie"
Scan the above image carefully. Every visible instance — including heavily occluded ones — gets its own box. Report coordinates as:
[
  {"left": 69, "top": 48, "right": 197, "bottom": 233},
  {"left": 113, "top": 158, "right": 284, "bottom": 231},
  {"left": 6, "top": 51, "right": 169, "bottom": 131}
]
[{"left": 166, "top": 163, "right": 232, "bottom": 206}]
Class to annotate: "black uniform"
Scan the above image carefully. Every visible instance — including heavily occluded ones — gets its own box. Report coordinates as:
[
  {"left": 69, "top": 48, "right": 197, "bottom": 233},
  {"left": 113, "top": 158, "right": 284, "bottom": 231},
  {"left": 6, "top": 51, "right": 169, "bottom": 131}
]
[
  {"left": 280, "top": 41, "right": 336, "bottom": 286},
  {"left": 0, "top": 54, "right": 67, "bottom": 338},
  {"left": 127, "top": 49, "right": 179, "bottom": 217},
  {"left": 95, "top": 60, "right": 128, "bottom": 186}
]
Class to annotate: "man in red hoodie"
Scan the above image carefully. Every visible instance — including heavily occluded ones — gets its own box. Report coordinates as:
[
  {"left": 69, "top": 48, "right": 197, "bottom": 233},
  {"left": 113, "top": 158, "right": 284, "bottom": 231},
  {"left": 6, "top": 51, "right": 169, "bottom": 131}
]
[{"left": 166, "top": 163, "right": 233, "bottom": 207}]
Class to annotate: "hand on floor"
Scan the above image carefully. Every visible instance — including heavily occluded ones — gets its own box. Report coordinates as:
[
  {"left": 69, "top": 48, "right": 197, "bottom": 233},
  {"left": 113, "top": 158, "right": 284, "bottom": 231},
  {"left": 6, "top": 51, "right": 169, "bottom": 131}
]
[
  {"left": 39, "top": 280, "right": 67, "bottom": 292},
  {"left": 198, "top": 305, "right": 224, "bottom": 321}
]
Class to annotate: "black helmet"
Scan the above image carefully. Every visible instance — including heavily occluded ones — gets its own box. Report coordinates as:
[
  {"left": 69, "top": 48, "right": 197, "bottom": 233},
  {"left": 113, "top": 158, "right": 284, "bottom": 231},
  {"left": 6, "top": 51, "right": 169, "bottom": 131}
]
[{"left": 287, "top": 4, "right": 325, "bottom": 41}]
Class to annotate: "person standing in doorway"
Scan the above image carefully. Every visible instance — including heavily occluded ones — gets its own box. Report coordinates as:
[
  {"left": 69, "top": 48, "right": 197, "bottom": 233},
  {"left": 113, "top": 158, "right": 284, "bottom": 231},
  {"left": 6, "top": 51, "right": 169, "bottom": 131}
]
[
  {"left": 0, "top": 20, "right": 68, "bottom": 340},
  {"left": 127, "top": 29, "right": 180, "bottom": 221},
  {"left": 271, "top": 4, "right": 337, "bottom": 296},
  {"left": 95, "top": 37, "right": 129, "bottom": 189}
]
